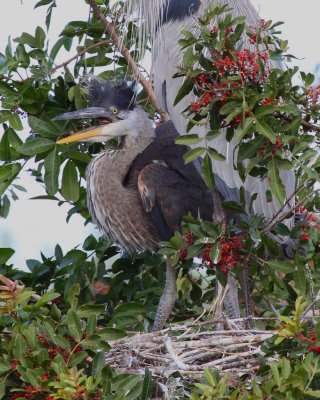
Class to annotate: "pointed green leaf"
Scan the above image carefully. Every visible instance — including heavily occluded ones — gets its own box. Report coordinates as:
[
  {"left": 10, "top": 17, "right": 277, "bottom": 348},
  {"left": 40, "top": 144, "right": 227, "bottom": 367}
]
[
  {"left": 175, "top": 134, "right": 202, "bottom": 145},
  {"left": 44, "top": 149, "right": 60, "bottom": 195},
  {"left": 67, "top": 309, "right": 83, "bottom": 342},
  {"left": 68, "top": 351, "right": 88, "bottom": 368},
  {"left": 28, "top": 116, "right": 58, "bottom": 137},
  {"left": 267, "top": 260, "right": 294, "bottom": 273},
  {"left": 19, "top": 137, "right": 55, "bottom": 155},
  {"left": 201, "top": 153, "right": 215, "bottom": 190},
  {"left": 208, "top": 147, "right": 226, "bottom": 161},
  {"left": 268, "top": 163, "right": 286, "bottom": 205},
  {"left": 92, "top": 351, "right": 105, "bottom": 379},
  {"left": 8, "top": 114, "right": 23, "bottom": 131},
  {"left": 174, "top": 78, "right": 193, "bottom": 106},
  {"left": 61, "top": 161, "right": 79, "bottom": 202},
  {"left": 255, "top": 119, "right": 276, "bottom": 143},
  {"left": 183, "top": 147, "right": 205, "bottom": 163},
  {"left": 234, "top": 117, "right": 253, "bottom": 142}
]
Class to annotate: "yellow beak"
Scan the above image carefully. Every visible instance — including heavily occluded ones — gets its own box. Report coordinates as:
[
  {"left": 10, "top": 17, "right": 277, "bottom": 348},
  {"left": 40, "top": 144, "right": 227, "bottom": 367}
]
[{"left": 56, "top": 125, "right": 104, "bottom": 144}]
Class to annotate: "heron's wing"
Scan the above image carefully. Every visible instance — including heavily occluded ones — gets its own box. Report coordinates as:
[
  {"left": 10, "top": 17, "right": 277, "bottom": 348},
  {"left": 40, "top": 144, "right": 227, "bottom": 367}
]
[{"left": 137, "top": 163, "right": 214, "bottom": 240}]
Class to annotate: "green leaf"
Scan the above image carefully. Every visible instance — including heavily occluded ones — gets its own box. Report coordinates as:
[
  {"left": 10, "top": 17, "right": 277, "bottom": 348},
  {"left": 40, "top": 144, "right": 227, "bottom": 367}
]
[
  {"left": 201, "top": 153, "right": 215, "bottom": 190},
  {"left": 175, "top": 134, "right": 202, "bottom": 145},
  {"left": 0, "top": 359, "right": 11, "bottom": 373},
  {"left": 208, "top": 147, "right": 226, "bottom": 161},
  {"left": 0, "top": 248, "right": 15, "bottom": 264},
  {"left": 95, "top": 328, "right": 127, "bottom": 341},
  {"left": 33, "top": 290, "right": 60, "bottom": 308},
  {"left": 113, "top": 303, "right": 145, "bottom": 318},
  {"left": 268, "top": 163, "right": 286, "bottom": 206},
  {"left": 28, "top": 116, "right": 58, "bottom": 137},
  {"left": 8, "top": 114, "right": 23, "bottom": 131},
  {"left": 19, "top": 137, "right": 55, "bottom": 155},
  {"left": 66, "top": 309, "right": 83, "bottom": 342},
  {"left": 183, "top": 147, "right": 206, "bottom": 163},
  {"left": 141, "top": 367, "right": 153, "bottom": 400},
  {"left": 267, "top": 260, "right": 294, "bottom": 273},
  {"left": 254, "top": 105, "right": 278, "bottom": 118},
  {"left": 255, "top": 119, "right": 276, "bottom": 143},
  {"left": 61, "top": 161, "right": 79, "bottom": 202},
  {"left": 13, "top": 334, "right": 28, "bottom": 366},
  {"left": 67, "top": 283, "right": 80, "bottom": 308},
  {"left": 234, "top": 117, "right": 253, "bottom": 142},
  {"left": 219, "top": 101, "right": 241, "bottom": 115},
  {"left": 92, "top": 351, "right": 105, "bottom": 379},
  {"left": 174, "top": 78, "right": 193, "bottom": 106},
  {"left": 68, "top": 351, "right": 88, "bottom": 368},
  {"left": 44, "top": 149, "right": 60, "bottom": 195},
  {"left": 86, "top": 314, "right": 97, "bottom": 336}
]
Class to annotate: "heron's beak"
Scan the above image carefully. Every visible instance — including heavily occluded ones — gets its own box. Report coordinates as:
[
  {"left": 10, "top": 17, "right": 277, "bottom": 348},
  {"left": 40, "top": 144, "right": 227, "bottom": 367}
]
[{"left": 53, "top": 107, "right": 117, "bottom": 145}]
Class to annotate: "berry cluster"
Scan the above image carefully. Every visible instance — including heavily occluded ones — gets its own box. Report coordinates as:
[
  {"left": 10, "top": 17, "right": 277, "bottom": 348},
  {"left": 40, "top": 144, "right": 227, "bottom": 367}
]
[
  {"left": 179, "top": 233, "right": 247, "bottom": 276},
  {"left": 259, "top": 136, "right": 282, "bottom": 158},
  {"left": 306, "top": 85, "right": 320, "bottom": 110},
  {"left": 248, "top": 19, "right": 267, "bottom": 44},
  {"left": 9, "top": 331, "right": 94, "bottom": 400}
]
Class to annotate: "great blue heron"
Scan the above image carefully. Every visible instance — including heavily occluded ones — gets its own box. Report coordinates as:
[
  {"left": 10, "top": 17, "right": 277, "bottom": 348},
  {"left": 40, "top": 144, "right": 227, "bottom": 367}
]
[{"left": 54, "top": 79, "right": 235, "bottom": 331}]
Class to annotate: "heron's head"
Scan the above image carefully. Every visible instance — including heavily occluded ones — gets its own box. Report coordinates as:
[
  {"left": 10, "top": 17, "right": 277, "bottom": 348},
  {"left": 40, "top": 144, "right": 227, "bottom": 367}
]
[{"left": 54, "top": 80, "right": 148, "bottom": 144}]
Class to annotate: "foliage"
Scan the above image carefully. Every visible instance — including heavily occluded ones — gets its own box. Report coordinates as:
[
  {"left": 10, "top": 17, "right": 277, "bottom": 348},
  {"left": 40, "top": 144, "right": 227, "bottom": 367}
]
[{"left": 0, "top": 0, "right": 320, "bottom": 398}]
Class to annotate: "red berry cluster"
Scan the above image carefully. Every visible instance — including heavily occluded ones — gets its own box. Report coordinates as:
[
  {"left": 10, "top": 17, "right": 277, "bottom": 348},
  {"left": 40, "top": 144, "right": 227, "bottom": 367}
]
[
  {"left": 11, "top": 385, "right": 44, "bottom": 399},
  {"left": 188, "top": 33, "right": 271, "bottom": 122},
  {"left": 215, "top": 235, "right": 247, "bottom": 276},
  {"left": 179, "top": 232, "right": 194, "bottom": 260},
  {"left": 248, "top": 19, "right": 267, "bottom": 44},
  {"left": 306, "top": 85, "right": 320, "bottom": 110},
  {"left": 259, "top": 136, "right": 282, "bottom": 158},
  {"left": 179, "top": 233, "right": 247, "bottom": 276},
  {"left": 308, "top": 332, "right": 320, "bottom": 354}
]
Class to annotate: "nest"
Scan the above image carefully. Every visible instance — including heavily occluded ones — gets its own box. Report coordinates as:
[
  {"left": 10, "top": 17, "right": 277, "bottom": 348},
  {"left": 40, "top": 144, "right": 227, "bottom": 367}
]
[{"left": 105, "top": 318, "right": 277, "bottom": 381}]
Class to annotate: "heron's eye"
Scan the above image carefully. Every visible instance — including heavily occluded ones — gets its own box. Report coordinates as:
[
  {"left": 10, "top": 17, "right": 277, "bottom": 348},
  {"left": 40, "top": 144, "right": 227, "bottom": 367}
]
[{"left": 112, "top": 107, "right": 118, "bottom": 115}]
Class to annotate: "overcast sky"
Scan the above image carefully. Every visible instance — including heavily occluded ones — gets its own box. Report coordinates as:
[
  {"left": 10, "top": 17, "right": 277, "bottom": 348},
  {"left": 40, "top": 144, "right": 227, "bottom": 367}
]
[{"left": 0, "top": 0, "right": 319, "bottom": 269}]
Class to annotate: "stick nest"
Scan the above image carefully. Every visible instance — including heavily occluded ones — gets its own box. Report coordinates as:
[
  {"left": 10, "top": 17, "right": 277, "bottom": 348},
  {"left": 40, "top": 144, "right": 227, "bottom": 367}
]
[{"left": 105, "top": 319, "right": 277, "bottom": 381}]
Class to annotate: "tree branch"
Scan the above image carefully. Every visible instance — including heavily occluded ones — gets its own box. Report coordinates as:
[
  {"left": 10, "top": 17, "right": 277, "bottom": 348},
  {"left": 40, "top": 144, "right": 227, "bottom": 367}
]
[{"left": 87, "top": 0, "right": 170, "bottom": 122}]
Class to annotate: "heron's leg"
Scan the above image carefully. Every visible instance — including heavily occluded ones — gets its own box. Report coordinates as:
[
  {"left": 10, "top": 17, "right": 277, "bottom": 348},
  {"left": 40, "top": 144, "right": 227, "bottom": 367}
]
[
  {"left": 152, "top": 257, "right": 177, "bottom": 331},
  {"left": 223, "top": 274, "right": 241, "bottom": 322}
]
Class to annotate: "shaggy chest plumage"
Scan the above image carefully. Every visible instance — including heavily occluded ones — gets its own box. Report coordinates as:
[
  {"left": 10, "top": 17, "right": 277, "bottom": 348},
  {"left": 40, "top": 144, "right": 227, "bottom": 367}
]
[{"left": 86, "top": 142, "right": 160, "bottom": 253}]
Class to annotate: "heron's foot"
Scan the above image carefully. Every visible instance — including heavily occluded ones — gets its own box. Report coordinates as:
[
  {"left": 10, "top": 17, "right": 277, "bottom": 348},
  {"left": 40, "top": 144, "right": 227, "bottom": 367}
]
[{"left": 152, "top": 259, "right": 177, "bottom": 332}]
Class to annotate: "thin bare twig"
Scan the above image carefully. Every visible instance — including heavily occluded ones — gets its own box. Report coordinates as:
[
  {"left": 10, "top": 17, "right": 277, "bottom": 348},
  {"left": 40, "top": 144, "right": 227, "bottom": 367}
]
[
  {"left": 266, "top": 178, "right": 313, "bottom": 228},
  {"left": 88, "top": 0, "right": 170, "bottom": 122},
  {"left": 254, "top": 283, "right": 280, "bottom": 318},
  {"left": 260, "top": 190, "right": 319, "bottom": 235},
  {"left": 301, "top": 289, "right": 320, "bottom": 322}
]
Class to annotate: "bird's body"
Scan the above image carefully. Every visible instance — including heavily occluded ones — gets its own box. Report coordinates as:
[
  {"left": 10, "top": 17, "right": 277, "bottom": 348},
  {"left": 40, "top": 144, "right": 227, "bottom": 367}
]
[
  {"left": 55, "top": 80, "right": 230, "bottom": 330},
  {"left": 87, "top": 112, "right": 222, "bottom": 253}
]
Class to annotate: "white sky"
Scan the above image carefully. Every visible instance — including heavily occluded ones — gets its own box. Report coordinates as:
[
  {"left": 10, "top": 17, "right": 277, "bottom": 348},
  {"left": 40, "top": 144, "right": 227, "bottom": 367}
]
[{"left": 0, "top": 0, "right": 319, "bottom": 269}]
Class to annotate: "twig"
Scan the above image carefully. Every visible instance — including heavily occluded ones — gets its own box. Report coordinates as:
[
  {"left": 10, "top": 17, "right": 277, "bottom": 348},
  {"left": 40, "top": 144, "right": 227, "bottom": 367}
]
[
  {"left": 88, "top": 0, "right": 170, "bottom": 122},
  {"left": 301, "top": 289, "right": 320, "bottom": 322},
  {"left": 254, "top": 283, "right": 280, "bottom": 318},
  {"left": 164, "top": 337, "right": 191, "bottom": 370},
  {"left": 20, "top": 40, "right": 112, "bottom": 83},
  {"left": 260, "top": 190, "right": 318, "bottom": 235},
  {"left": 265, "top": 178, "right": 313, "bottom": 228},
  {"left": 274, "top": 112, "right": 320, "bottom": 133},
  {"left": 305, "top": 263, "right": 315, "bottom": 316}
]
